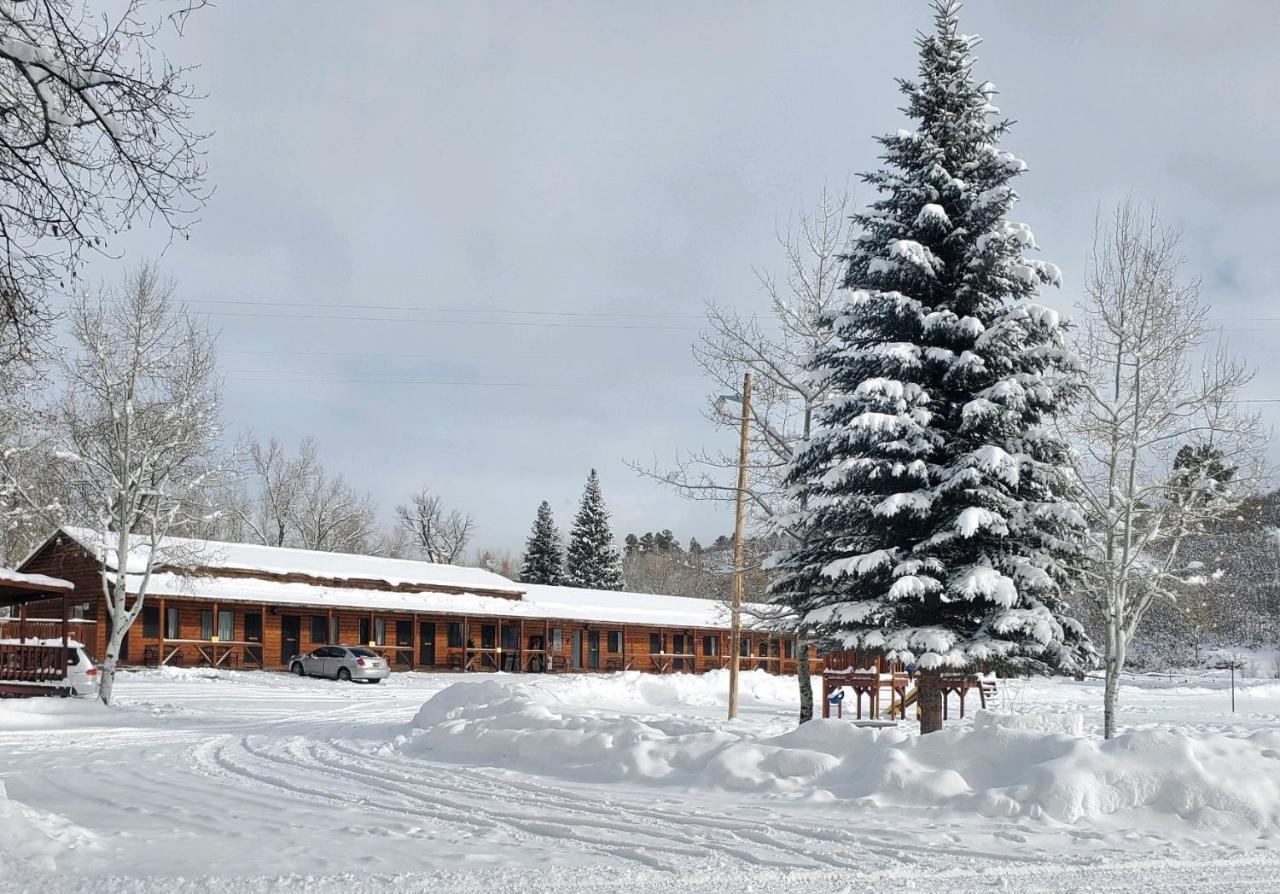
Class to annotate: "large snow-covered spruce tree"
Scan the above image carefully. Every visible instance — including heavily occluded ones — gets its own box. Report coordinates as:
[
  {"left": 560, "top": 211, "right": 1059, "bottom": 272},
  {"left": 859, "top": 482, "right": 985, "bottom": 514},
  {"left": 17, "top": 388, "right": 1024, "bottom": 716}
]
[
  {"left": 565, "top": 470, "right": 624, "bottom": 591},
  {"left": 770, "top": 1, "right": 1093, "bottom": 733},
  {"left": 520, "top": 500, "right": 565, "bottom": 585}
]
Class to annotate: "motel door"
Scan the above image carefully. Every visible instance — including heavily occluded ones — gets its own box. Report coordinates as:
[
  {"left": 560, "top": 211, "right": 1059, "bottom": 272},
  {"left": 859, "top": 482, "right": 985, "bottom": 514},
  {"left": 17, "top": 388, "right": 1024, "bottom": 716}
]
[
  {"left": 418, "top": 622, "right": 435, "bottom": 666},
  {"left": 672, "top": 633, "right": 688, "bottom": 672},
  {"left": 570, "top": 631, "right": 582, "bottom": 669},
  {"left": 280, "top": 615, "right": 301, "bottom": 665},
  {"left": 395, "top": 620, "right": 413, "bottom": 668},
  {"left": 587, "top": 631, "right": 600, "bottom": 670}
]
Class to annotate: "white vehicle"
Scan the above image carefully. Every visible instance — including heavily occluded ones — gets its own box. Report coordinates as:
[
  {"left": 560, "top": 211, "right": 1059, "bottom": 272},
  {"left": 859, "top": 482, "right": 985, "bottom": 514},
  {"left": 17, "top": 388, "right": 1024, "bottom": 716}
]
[{"left": 0, "top": 638, "right": 99, "bottom": 697}]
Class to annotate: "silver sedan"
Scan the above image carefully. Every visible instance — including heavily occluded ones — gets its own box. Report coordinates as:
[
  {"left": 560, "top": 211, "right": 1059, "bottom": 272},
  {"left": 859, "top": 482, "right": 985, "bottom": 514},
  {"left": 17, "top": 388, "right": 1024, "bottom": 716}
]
[{"left": 289, "top": 645, "right": 390, "bottom": 683}]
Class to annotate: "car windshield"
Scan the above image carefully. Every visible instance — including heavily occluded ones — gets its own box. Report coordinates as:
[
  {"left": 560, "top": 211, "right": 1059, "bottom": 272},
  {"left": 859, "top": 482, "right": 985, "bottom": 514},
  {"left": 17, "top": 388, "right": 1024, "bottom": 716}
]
[{"left": 349, "top": 647, "right": 378, "bottom": 658}]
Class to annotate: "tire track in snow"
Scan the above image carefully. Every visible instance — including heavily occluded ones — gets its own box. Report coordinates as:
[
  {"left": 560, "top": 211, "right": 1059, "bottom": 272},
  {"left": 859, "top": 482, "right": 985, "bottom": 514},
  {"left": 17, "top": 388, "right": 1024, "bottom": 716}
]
[
  {"left": 194, "top": 733, "right": 866, "bottom": 871},
  {"left": 194, "top": 736, "right": 699, "bottom": 870}
]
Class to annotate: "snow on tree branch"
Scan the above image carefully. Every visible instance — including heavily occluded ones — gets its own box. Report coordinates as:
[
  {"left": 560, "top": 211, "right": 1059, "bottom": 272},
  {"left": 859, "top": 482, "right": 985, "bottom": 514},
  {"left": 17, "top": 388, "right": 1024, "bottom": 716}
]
[{"left": 0, "top": 0, "right": 208, "bottom": 363}]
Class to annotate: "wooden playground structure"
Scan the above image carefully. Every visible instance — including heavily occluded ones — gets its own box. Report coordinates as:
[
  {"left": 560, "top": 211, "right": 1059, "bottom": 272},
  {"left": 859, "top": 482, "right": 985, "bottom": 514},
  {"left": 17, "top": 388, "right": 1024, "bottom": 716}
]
[{"left": 821, "top": 653, "right": 997, "bottom": 722}]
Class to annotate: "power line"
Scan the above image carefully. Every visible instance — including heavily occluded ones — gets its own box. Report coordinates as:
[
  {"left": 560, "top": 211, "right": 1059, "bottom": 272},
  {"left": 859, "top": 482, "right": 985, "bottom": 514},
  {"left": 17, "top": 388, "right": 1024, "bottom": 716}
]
[
  {"left": 223, "top": 375, "right": 690, "bottom": 388},
  {"left": 177, "top": 297, "right": 709, "bottom": 320},
  {"left": 190, "top": 309, "right": 711, "bottom": 331}
]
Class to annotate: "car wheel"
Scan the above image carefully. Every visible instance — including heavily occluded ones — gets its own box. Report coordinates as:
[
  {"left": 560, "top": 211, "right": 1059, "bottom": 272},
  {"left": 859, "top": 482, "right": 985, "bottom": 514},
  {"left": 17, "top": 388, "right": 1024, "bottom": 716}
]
[
  {"left": 337, "top": 667, "right": 351, "bottom": 682},
  {"left": 291, "top": 663, "right": 305, "bottom": 677},
  {"left": 369, "top": 678, "right": 381, "bottom": 684}
]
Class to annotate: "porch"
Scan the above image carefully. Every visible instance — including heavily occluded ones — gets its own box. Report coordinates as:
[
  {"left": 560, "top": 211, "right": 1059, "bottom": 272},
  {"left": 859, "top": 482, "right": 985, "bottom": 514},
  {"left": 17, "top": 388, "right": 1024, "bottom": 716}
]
[{"left": 0, "top": 570, "right": 76, "bottom": 696}]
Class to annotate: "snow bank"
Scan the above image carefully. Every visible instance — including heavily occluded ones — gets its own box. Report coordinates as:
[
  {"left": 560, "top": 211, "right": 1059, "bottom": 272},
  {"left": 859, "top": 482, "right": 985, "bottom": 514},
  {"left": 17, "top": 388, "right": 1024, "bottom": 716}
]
[
  {"left": 400, "top": 677, "right": 1280, "bottom": 837},
  {"left": 0, "top": 695, "right": 116, "bottom": 731},
  {"left": 0, "top": 782, "right": 98, "bottom": 873}
]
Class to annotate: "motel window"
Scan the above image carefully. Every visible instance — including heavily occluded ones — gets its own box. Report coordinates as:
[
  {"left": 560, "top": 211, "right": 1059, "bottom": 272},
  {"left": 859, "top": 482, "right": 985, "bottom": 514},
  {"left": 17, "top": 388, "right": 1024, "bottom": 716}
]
[
  {"left": 785, "top": 640, "right": 795, "bottom": 659},
  {"left": 359, "top": 618, "right": 372, "bottom": 645},
  {"left": 740, "top": 638, "right": 749, "bottom": 658},
  {"left": 550, "top": 628, "right": 563, "bottom": 651},
  {"left": 374, "top": 617, "right": 386, "bottom": 646},
  {"left": 165, "top": 606, "right": 179, "bottom": 639},
  {"left": 330, "top": 615, "right": 340, "bottom": 645},
  {"left": 446, "top": 622, "right": 463, "bottom": 648},
  {"left": 218, "top": 611, "right": 234, "bottom": 642},
  {"left": 244, "top": 613, "right": 262, "bottom": 643},
  {"left": 607, "top": 631, "right": 623, "bottom": 654},
  {"left": 703, "top": 635, "right": 717, "bottom": 657},
  {"left": 199, "top": 609, "right": 213, "bottom": 641},
  {"left": 649, "top": 632, "right": 662, "bottom": 654},
  {"left": 310, "top": 616, "right": 329, "bottom": 645},
  {"left": 141, "top": 606, "right": 160, "bottom": 639},
  {"left": 758, "top": 641, "right": 768, "bottom": 658}
]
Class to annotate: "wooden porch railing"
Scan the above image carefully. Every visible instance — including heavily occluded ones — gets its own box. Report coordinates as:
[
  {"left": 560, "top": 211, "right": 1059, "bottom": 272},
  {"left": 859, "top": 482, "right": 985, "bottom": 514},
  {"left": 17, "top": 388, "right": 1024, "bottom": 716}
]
[{"left": 0, "top": 643, "right": 68, "bottom": 683}]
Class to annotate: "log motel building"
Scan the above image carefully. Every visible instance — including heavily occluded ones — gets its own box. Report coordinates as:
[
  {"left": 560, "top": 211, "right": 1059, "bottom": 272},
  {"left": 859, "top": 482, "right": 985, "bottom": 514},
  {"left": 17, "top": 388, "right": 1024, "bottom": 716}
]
[{"left": 6, "top": 527, "right": 807, "bottom": 681}]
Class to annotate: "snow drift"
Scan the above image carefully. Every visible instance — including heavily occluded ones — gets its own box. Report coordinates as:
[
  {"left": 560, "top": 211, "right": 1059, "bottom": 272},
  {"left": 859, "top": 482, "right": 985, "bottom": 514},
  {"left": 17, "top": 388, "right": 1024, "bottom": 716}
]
[
  {"left": 400, "top": 675, "right": 1280, "bottom": 837},
  {"left": 0, "top": 782, "right": 98, "bottom": 873}
]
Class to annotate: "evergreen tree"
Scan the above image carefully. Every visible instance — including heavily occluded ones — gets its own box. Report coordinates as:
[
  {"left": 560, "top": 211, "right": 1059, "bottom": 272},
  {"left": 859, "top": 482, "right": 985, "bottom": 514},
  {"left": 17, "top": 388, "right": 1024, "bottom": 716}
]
[
  {"left": 519, "top": 500, "right": 564, "bottom": 585},
  {"left": 565, "top": 469, "right": 623, "bottom": 590},
  {"left": 770, "top": 1, "right": 1093, "bottom": 732}
]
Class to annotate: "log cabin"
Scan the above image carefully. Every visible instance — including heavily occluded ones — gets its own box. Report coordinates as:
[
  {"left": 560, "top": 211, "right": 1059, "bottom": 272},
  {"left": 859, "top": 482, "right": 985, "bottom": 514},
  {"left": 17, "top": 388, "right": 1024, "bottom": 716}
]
[{"left": 12, "top": 527, "right": 811, "bottom": 677}]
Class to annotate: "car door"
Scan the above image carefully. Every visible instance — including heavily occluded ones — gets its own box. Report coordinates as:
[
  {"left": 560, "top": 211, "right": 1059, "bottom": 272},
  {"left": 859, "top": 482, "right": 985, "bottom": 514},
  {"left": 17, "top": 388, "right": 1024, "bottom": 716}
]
[
  {"left": 327, "top": 647, "right": 350, "bottom": 678},
  {"left": 302, "top": 648, "right": 327, "bottom": 676}
]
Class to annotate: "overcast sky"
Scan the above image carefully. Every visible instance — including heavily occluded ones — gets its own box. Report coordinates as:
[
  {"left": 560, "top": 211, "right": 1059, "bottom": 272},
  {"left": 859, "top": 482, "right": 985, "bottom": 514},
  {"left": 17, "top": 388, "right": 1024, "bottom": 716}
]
[{"left": 93, "top": 1, "right": 1280, "bottom": 555}]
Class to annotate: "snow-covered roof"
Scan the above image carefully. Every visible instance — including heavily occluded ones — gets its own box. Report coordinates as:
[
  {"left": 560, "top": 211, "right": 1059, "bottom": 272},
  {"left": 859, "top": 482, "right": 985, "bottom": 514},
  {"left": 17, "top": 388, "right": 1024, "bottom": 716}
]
[
  {"left": 116, "top": 573, "right": 778, "bottom": 631},
  {"left": 0, "top": 567, "right": 73, "bottom": 592},
  {"left": 52, "top": 527, "right": 782, "bottom": 632},
  {"left": 57, "top": 526, "right": 522, "bottom": 597}
]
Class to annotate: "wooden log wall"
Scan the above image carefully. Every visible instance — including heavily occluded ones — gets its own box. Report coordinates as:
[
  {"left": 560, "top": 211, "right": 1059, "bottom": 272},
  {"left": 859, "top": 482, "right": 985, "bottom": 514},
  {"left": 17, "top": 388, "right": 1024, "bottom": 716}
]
[{"left": 15, "top": 533, "right": 817, "bottom": 677}]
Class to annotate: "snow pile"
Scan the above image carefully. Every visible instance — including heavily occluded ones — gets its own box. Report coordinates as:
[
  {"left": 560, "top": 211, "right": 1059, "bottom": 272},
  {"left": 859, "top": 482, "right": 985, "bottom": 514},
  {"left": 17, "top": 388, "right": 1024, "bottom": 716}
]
[
  {"left": 400, "top": 677, "right": 1280, "bottom": 837},
  {"left": 0, "top": 782, "right": 98, "bottom": 873},
  {"left": 0, "top": 695, "right": 115, "bottom": 731}
]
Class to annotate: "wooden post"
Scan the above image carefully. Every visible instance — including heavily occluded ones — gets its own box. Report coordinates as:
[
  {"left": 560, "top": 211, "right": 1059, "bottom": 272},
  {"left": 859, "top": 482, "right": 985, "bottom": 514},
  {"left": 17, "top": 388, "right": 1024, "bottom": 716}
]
[
  {"left": 60, "top": 589, "right": 69, "bottom": 679},
  {"left": 728, "top": 371, "right": 751, "bottom": 721}
]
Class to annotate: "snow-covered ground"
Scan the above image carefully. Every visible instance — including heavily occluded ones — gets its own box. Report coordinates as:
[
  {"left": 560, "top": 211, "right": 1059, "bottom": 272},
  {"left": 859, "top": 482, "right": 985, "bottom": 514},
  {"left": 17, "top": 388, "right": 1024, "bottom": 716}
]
[{"left": 1, "top": 667, "right": 1278, "bottom": 893}]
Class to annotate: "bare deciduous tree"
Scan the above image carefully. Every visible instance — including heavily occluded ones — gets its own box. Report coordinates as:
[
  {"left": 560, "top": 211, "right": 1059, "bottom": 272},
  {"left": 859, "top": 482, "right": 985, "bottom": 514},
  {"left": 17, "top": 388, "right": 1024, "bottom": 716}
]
[
  {"left": 396, "top": 487, "right": 474, "bottom": 564},
  {"left": 0, "top": 263, "right": 227, "bottom": 704},
  {"left": 0, "top": 1, "right": 208, "bottom": 363},
  {"left": 238, "top": 436, "right": 379, "bottom": 555},
  {"left": 630, "top": 186, "right": 851, "bottom": 722},
  {"left": 295, "top": 461, "right": 379, "bottom": 554},
  {"left": 632, "top": 186, "right": 850, "bottom": 537},
  {"left": 1067, "top": 201, "right": 1267, "bottom": 738}
]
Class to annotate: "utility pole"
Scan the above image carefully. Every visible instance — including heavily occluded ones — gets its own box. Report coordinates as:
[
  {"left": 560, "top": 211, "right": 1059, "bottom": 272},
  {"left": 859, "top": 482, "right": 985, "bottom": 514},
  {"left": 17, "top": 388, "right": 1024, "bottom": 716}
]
[{"left": 728, "top": 371, "right": 752, "bottom": 721}]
